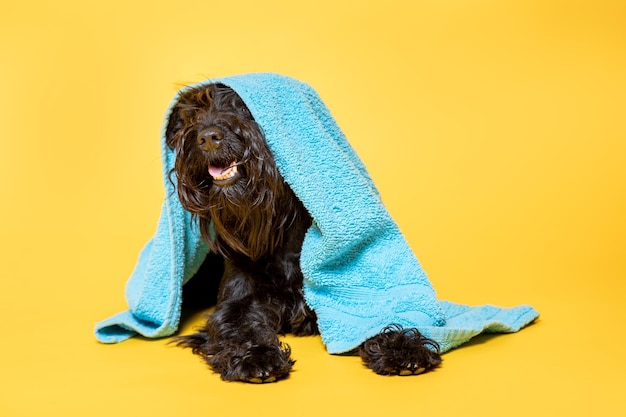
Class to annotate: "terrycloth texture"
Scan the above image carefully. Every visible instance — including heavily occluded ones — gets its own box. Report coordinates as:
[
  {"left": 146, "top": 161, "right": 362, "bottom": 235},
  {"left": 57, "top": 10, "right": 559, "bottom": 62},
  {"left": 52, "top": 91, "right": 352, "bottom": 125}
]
[{"left": 95, "top": 73, "right": 538, "bottom": 353}]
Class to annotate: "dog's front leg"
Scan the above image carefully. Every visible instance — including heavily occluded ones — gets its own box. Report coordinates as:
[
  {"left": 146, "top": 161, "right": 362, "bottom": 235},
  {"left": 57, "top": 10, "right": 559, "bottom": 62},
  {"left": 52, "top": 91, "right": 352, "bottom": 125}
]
[
  {"left": 176, "top": 263, "right": 294, "bottom": 383},
  {"left": 359, "top": 324, "right": 442, "bottom": 376},
  {"left": 204, "top": 295, "right": 294, "bottom": 383}
]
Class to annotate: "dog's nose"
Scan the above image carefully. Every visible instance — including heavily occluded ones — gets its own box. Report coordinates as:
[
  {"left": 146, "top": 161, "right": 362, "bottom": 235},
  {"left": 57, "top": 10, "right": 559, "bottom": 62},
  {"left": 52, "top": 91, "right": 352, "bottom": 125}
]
[{"left": 197, "top": 127, "right": 224, "bottom": 151}]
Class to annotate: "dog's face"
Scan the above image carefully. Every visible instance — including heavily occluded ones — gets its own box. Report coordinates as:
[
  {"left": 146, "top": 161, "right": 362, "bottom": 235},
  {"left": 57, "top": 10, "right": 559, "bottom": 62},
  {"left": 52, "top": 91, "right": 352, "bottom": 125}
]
[
  {"left": 165, "top": 83, "right": 292, "bottom": 259},
  {"left": 166, "top": 83, "right": 261, "bottom": 193}
]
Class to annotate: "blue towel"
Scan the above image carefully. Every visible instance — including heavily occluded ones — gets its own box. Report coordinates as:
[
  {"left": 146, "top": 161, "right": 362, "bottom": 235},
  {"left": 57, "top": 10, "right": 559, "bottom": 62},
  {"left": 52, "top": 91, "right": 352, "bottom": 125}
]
[{"left": 95, "top": 73, "right": 538, "bottom": 353}]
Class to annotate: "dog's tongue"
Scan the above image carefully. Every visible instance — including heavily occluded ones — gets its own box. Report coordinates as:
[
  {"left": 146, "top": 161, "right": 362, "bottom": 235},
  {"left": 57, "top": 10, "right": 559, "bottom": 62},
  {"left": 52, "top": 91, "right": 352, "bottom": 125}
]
[{"left": 208, "top": 165, "right": 226, "bottom": 177}]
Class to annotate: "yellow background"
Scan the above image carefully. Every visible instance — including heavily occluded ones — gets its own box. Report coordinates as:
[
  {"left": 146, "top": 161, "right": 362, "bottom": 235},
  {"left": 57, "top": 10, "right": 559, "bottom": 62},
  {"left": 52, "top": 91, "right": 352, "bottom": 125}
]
[{"left": 1, "top": 0, "right": 625, "bottom": 415}]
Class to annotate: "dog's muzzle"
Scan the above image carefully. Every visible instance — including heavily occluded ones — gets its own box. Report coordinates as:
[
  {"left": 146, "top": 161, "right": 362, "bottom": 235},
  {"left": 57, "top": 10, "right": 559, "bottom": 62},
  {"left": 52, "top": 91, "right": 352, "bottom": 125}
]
[{"left": 196, "top": 127, "right": 242, "bottom": 186}]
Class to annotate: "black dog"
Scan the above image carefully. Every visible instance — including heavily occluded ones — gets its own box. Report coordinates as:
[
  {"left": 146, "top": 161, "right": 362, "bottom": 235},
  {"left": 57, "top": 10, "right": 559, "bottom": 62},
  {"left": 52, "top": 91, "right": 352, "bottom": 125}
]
[{"left": 166, "top": 83, "right": 441, "bottom": 383}]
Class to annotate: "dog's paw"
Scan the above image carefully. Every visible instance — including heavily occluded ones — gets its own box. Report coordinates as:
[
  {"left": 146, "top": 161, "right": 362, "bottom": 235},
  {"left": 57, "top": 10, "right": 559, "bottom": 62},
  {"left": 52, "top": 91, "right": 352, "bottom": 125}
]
[
  {"left": 359, "top": 325, "right": 442, "bottom": 376},
  {"left": 208, "top": 342, "right": 294, "bottom": 383}
]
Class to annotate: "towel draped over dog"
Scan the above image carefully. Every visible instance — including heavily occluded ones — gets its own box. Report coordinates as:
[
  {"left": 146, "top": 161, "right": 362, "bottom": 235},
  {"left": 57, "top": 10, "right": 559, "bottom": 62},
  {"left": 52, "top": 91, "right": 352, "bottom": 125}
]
[{"left": 95, "top": 73, "right": 538, "bottom": 354}]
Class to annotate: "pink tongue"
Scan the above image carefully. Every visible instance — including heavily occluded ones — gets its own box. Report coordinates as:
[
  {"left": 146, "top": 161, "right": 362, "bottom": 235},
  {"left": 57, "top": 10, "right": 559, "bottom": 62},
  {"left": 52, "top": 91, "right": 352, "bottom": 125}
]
[
  {"left": 209, "top": 161, "right": 236, "bottom": 179},
  {"left": 208, "top": 165, "right": 226, "bottom": 178}
]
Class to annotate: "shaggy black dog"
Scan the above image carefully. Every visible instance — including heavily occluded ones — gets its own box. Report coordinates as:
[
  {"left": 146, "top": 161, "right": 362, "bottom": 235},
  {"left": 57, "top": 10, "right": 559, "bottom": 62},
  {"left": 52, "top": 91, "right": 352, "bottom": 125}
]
[{"left": 166, "top": 83, "right": 442, "bottom": 383}]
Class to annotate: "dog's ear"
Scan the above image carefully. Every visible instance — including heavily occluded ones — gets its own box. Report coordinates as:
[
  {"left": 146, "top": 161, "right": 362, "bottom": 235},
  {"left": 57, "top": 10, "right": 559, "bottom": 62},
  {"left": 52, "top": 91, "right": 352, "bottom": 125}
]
[{"left": 165, "top": 101, "right": 186, "bottom": 150}]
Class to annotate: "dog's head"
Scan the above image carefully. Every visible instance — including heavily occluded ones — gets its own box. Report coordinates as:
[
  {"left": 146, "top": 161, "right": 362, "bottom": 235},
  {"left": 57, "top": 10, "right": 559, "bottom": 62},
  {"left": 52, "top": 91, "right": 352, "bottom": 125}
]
[
  {"left": 165, "top": 83, "right": 293, "bottom": 259},
  {"left": 166, "top": 83, "right": 265, "bottom": 193}
]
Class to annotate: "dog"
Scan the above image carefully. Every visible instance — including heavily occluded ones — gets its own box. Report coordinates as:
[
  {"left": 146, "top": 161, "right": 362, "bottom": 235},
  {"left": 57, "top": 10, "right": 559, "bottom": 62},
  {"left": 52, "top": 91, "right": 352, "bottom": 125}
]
[{"left": 166, "top": 83, "right": 442, "bottom": 383}]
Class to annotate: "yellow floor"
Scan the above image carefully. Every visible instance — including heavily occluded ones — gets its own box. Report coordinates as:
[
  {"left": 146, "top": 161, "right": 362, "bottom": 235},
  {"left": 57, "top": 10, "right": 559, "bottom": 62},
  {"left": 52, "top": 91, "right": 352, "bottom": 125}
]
[{"left": 2, "top": 1, "right": 625, "bottom": 416}]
